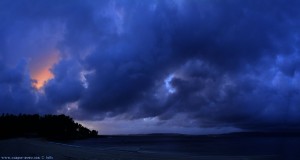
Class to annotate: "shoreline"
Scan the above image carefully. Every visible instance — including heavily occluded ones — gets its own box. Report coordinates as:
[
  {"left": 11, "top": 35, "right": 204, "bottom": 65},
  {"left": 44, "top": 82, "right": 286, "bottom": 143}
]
[{"left": 0, "top": 138, "right": 279, "bottom": 160}]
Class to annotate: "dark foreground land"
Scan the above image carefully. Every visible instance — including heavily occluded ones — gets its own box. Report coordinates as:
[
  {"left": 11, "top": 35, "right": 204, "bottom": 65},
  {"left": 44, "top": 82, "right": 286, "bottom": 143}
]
[
  {"left": 0, "top": 114, "right": 98, "bottom": 140},
  {"left": 1, "top": 133, "right": 300, "bottom": 160}
]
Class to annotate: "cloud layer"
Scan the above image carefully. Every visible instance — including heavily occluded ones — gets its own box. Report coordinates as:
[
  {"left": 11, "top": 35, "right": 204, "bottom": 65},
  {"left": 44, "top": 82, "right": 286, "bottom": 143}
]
[{"left": 1, "top": 0, "right": 300, "bottom": 133}]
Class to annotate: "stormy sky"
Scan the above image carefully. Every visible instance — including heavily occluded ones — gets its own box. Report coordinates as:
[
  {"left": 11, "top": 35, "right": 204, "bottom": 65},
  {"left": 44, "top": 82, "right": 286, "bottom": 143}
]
[{"left": 1, "top": 0, "right": 300, "bottom": 134}]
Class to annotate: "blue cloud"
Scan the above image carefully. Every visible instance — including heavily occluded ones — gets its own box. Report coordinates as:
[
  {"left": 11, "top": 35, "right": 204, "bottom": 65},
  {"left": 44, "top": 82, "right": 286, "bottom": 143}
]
[{"left": 1, "top": 0, "right": 300, "bottom": 133}]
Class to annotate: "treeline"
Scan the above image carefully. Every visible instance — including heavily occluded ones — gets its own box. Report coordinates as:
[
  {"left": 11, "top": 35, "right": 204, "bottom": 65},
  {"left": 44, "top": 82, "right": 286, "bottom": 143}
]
[{"left": 0, "top": 114, "right": 98, "bottom": 140}]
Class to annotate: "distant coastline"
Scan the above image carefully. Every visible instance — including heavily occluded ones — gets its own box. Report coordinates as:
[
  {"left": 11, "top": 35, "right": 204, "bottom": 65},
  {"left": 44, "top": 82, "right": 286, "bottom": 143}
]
[{"left": 98, "top": 131, "right": 300, "bottom": 137}]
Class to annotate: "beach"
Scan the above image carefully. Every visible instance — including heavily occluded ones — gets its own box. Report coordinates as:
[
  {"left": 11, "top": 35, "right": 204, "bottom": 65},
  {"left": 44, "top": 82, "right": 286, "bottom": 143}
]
[{"left": 0, "top": 138, "right": 280, "bottom": 160}]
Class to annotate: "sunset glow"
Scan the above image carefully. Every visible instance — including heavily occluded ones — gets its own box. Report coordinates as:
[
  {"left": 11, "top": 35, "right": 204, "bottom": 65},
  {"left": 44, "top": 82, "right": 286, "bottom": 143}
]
[{"left": 30, "top": 51, "right": 59, "bottom": 89}]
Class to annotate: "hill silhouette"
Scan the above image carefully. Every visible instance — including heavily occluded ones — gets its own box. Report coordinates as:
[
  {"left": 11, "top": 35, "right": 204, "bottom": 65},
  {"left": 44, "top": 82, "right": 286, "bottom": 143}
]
[{"left": 0, "top": 114, "right": 98, "bottom": 141}]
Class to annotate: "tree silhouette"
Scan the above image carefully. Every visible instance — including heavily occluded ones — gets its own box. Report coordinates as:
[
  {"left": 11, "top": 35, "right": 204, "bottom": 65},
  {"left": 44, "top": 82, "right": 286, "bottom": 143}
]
[{"left": 0, "top": 114, "right": 98, "bottom": 140}]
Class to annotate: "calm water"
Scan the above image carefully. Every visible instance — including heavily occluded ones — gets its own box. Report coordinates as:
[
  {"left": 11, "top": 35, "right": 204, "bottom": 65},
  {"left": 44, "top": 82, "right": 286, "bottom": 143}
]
[{"left": 68, "top": 135, "right": 300, "bottom": 159}]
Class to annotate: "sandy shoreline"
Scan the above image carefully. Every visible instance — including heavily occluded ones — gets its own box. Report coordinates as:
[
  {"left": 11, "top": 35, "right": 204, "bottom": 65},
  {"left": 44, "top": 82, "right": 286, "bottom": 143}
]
[{"left": 0, "top": 138, "right": 278, "bottom": 160}]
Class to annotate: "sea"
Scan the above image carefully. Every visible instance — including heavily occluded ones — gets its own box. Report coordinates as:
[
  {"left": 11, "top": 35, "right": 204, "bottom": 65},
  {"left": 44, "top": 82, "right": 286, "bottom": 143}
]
[{"left": 67, "top": 133, "right": 300, "bottom": 159}]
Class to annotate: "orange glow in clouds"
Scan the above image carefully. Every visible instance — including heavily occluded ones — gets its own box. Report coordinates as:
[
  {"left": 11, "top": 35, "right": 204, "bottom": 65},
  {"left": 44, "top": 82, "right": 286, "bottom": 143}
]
[{"left": 30, "top": 51, "right": 59, "bottom": 89}]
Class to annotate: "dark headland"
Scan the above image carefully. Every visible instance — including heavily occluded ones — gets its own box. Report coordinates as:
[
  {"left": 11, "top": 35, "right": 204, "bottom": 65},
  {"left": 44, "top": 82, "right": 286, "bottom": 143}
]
[{"left": 0, "top": 114, "right": 98, "bottom": 141}]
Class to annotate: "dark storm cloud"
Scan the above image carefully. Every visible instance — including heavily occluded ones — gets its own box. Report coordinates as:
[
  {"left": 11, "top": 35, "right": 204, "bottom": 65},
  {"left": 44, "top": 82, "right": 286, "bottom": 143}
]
[
  {"left": 0, "top": 59, "right": 36, "bottom": 113},
  {"left": 162, "top": 59, "right": 300, "bottom": 131},
  {"left": 1, "top": 0, "right": 300, "bottom": 132},
  {"left": 44, "top": 59, "right": 84, "bottom": 105},
  {"left": 73, "top": 0, "right": 300, "bottom": 124},
  {"left": 0, "top": 0, "right": 97, "bottom": 113}
]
